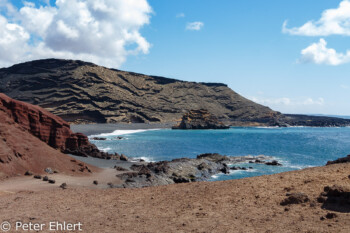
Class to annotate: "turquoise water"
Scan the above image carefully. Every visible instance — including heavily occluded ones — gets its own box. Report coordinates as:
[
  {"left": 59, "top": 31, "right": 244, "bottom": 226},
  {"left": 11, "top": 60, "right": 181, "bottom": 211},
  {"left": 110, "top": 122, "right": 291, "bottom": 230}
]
[{"left": 89, "top": 127, "right": 350, "bottom": 181}]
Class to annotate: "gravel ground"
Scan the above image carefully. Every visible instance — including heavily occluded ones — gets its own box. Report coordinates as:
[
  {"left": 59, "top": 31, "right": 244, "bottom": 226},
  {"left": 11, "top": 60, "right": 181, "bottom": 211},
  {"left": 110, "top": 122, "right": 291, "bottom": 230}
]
[{"left": 0, "top": 163, "right": 349, "bottom": 233}]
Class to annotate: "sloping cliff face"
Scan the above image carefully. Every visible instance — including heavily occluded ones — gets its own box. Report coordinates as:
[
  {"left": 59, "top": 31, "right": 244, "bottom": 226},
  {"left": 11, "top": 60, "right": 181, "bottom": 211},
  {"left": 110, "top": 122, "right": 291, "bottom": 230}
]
[
  {"left": 0, "top": 93, "right": 109, "bottom": 158},
  {"left": 0, "top": 104, "right": 98, "bottom": 177},
  {"left": 0, "top": 59, "right": 280, "bottom": 125}
]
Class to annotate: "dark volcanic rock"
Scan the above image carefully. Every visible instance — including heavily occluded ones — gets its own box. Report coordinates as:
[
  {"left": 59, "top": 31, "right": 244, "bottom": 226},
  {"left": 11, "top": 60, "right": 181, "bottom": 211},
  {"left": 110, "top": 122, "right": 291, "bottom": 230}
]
[
  {"left": 281, "top": 114, "right": 350, "bottom": 127},
  {"left": 280, "top": 193, "right": 309, "bottom": 206},
  {"left": 265, "top": 160, "right": 282, "bottom": 166},
  {"left": 0, "top": 59, "right": 282, "bottom": 126},
  {"left": 118, "top": 154, "right": 273, "bottom": 188},
  {"left": 172, "top": 109, "right": 230, "bottom": 129},
  {"left": 326, "top": 155, "right": 350, "bottom": 165},
  {"left": 91, "top": 137, "right": 107, "bottom": 140},
  {"left": 196, "top": 153, "right": 229, "bottom": 162},
  {"left": 0, "top": 93, "right": 111, "bottom": 159},
  {"left": 320, "top": 185, "right": 350, "bottom": 212}
]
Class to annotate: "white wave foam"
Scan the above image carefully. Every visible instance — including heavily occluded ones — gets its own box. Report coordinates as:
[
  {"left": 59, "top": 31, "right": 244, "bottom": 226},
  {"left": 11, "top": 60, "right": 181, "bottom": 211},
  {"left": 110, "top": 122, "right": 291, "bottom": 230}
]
[
  {"left": 90, "top": 129, "right": 159, "bottom": 138},
  {"left": 100, "top": 147, "right": 112, "bottom": 152},
  {"left": 131, "top": 156, "right": 155, "bottom": 163}
]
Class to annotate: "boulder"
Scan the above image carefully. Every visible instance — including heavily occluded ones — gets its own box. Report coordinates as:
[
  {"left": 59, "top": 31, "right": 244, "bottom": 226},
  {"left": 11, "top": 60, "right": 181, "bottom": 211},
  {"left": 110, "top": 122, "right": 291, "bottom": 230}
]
[
  {"left": 265, "top": 160, "right": 282, "bottom": 166},
  {"left": 280, "top": 193, "right": 309, "bottom": 206},
  {"left": 120, "top": 154, "right": 128, "bottom": 161}
]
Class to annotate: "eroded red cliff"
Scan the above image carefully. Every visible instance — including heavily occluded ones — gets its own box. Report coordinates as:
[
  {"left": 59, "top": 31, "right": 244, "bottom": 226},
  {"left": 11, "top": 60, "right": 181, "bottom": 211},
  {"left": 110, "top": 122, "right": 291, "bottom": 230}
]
[{"left": 0, "top": 93, "right": 109, "bottom": 158}]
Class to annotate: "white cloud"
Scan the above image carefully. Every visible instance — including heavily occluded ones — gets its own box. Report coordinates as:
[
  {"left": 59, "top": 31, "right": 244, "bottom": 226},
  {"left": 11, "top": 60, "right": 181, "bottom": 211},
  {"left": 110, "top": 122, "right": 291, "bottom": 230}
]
[
  {"left": 0, "top": 0, "right": 153, "bottom": 68},
  {"left": 176, "top": 13, "right": 185, "bottom": 18},
  {"left": 283, "top": 0, "right": 350, "bottom": 36},
  {"left": 250, "top": 96, "right": 324, "bottom": 107},
  {"left": 299, "top": 38, "right": 350, "bottom": 65},
  {"left": 186, "top": 21, "right": 204, "bottom": 31}
]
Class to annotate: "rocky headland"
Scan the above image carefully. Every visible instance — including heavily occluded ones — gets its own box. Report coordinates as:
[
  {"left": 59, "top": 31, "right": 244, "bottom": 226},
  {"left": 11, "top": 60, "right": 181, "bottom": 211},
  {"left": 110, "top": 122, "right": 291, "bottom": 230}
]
[
  {"left": 1, "top": 58, "right": 349, "bottom": 127},
  {"left": 172, "top": 109, "right": 230, "bottom": 129}
]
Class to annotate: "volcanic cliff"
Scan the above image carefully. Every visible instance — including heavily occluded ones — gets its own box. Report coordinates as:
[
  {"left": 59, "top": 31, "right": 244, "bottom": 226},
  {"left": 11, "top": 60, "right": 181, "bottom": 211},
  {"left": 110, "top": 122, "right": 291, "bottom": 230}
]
[
  {"left": 0, "top": 94, "right": 100, "bottom": 177},
  {"left": 0, "top": 93, "right": 109, "bottom": 159},
  {"left": 1, "top": 59, "right": 349, "bottom": 127},
  {"left": 0, "top": 59, "right": 281, "bottom": 125}
]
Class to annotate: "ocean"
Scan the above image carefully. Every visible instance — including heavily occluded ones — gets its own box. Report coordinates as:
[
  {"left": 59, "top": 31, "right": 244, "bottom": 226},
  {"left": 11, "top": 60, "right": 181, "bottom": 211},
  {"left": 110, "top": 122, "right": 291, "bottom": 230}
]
[{"left": 86, "top": 127, "right": 350, "bottom": 181}]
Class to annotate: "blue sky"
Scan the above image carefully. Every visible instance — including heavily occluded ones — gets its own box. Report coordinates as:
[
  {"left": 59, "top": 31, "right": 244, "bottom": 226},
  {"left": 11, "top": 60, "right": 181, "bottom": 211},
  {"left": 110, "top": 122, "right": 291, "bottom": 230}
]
[{"left": 2, "top": 0, "right": 350, "bottom": 115}]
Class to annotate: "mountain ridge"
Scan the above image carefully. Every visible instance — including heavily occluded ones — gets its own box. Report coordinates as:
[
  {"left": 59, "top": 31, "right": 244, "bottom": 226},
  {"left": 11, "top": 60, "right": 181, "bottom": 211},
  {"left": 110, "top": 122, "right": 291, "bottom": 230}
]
[
  {"left": 1, "top": 58, "right": 350, "bottom": 127},
  {"left": 0, "top": 58, "right": 281, "bottom": 125}
]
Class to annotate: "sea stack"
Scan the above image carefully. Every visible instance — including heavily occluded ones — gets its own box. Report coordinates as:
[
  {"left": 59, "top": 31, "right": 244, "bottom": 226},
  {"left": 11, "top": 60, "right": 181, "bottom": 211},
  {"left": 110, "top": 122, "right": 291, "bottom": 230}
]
[{"left": 172, "top": 109, "right": 230, "bottom": 130}]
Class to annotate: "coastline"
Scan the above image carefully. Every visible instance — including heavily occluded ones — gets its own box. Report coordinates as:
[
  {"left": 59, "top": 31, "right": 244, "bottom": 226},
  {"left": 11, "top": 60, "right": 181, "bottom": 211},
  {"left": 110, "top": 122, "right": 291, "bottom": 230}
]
[{"left": 71, "top": 122, "right": 175, "bottom": 136}]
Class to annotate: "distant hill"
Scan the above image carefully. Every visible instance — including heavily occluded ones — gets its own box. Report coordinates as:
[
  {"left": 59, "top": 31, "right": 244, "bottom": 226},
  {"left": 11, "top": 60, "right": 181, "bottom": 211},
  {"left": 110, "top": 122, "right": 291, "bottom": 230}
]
[
  {"left": 0, "top": 59, "right": 281, "bottom": 125},
  {"left": 0, "top": 58, "right": 349, "bottom": 127}
]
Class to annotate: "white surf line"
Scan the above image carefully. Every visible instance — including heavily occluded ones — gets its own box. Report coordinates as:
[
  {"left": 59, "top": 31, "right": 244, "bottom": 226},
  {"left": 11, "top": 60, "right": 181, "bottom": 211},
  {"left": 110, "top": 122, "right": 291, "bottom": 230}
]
[{"left": 89, "top": 129, "right": 161, "bottom": 138}]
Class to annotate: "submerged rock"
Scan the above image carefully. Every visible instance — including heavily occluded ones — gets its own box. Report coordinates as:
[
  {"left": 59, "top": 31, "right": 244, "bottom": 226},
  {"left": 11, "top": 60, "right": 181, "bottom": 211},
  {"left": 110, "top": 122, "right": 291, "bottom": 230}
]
[
  {"left": 172, "top": 109, "right": 229, "bottom": 130},
  {"left": 91, "top": 137, "right": 107, "bottom": 141}
]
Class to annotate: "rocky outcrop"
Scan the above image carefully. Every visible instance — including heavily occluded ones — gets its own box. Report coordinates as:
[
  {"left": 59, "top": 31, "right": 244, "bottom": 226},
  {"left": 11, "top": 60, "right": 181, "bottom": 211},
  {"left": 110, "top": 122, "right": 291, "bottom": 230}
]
[
  {"left": 0, "top": 105, "right": 98, "bottom": 177},
  {"left": 319, "top": 185, "right": 350, "bottom": 212},
  {"left": 0, "top": 93, "right": 110, "bottom": 158},
  {"left": 115, "top": 154, "right": 276, "bottom": 188},
  {"left": 172, "top": 109, "right": 230, "bottom": 129},
  {"left": 326, "top": 155, "right": 350, "bottom": 165},
  {"left": 280, "top": 114, "right": 350, "bottom": 127}
]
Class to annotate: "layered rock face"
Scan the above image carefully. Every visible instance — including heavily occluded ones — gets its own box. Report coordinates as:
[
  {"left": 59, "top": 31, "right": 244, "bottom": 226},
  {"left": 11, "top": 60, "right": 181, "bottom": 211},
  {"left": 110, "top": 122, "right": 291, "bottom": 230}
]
[
  {"left": 0, "top": 59, "right": 280, "bottom": 125},
  {"left": 1, "top": 59, "right": 349, "bottom": 127},
  {"left": 172, "top": 109, "right": 229, "bottom": 129},
  {"left": 0, "top": 104, "right": 98, "bottom": 177},
  {"left": 0, "top": 93, "right": 109, "bottom": 158}
]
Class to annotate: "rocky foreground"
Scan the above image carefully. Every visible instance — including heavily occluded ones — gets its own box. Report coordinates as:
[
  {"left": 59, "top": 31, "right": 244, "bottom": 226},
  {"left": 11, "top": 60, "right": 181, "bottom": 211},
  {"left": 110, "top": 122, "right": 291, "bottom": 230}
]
[{"left": 0, "top": 161, "right": 349, "bottom": 232}]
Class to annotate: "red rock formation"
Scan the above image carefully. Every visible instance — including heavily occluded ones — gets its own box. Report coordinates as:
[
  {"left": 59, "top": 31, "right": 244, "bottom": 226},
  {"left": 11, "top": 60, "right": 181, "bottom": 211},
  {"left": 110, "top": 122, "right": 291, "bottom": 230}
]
[
  {"left": 0, "top": 93, "right": 109, "bottom": 158},
  {"left": 0, "top": 106, "right": 99, "bottom": 177}
]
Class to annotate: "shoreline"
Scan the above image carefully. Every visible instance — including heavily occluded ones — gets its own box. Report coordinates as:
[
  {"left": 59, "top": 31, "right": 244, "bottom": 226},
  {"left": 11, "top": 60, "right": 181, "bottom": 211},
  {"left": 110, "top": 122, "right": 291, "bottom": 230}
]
[{"left": 71, "top": 122, "right": 175, "bottom": 136}]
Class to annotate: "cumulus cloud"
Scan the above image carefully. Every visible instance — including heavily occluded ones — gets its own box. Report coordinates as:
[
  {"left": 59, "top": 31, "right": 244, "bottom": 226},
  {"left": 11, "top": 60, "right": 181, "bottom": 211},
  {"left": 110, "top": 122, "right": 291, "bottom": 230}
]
[
  {"left": 186, "top": 21, "right": 204, "bottom": 31},
  {"left": 0, "top": 0, "right": 153, "bottom": 68},
  {"left": 283, "top": 0, "right": 350, "bottom": 36},
  {"left": 299, "top": 38, "right": 350, "bottom": 65}
]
